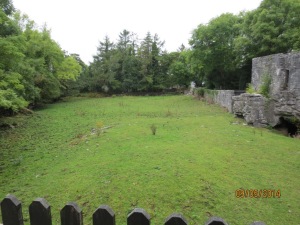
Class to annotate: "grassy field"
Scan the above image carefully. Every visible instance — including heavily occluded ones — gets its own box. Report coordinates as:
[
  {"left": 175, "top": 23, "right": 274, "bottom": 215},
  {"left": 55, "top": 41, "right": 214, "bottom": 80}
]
[{"left": 0, "top": 95, "right": 299, "bottom": 225}]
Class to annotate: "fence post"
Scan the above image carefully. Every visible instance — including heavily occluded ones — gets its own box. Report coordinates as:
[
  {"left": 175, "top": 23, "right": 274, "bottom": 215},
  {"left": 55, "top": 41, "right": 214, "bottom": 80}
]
[
  {"left": 165, "top": 213, "right": 188, "bottom": 225},
  {"left": 93, "top": 205, "right": 115, "bottom": 225},
  {"left": 60, "top": 202, "right": 83, "bottom": 225},
  {"left": 0, "top": 195, "right": 24, "bottom": 225},
  {"left": 205, "top": 217, "right": 228, "bottom": 225},
  {"left": 29, "top": 198, "right": 52, "bottom": 225},
  {"left": 127, "top": 208, "right": 150, "bottom": 225}
]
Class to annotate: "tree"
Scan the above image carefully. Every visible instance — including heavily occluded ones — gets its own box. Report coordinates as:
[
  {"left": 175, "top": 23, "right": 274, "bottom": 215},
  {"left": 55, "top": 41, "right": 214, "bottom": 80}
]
[
  {"left": 0, "top": 7, "right": 28, "bottom": 113},
  {"left": 56, "top": 56, "right": 82, "bottom": 81},
  {"left": 90, "top": 36, "right": 121, "bottom": 92},
  {"left": 190, "top": 13, "right": 243, "bottom": 89},
  {"left": 168, "top": 50, "right": 193, "bottom": 88},
  {"left": 235, "top": 0, "right": 300, "bottom": 61},
  {"left": 137, "top": 32, "right": 165, "bottom": 91},
  {"left": 64, "top": 53, "right": 91, "bottom": 94},
  {"left": 0, "top": 5, "right": 83, "bottom": 114}
]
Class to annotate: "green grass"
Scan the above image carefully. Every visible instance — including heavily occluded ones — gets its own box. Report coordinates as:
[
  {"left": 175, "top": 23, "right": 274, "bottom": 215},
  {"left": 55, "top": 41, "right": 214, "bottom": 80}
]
[{"left": 0, "top": 95, "right": 299, "bottom": 225}]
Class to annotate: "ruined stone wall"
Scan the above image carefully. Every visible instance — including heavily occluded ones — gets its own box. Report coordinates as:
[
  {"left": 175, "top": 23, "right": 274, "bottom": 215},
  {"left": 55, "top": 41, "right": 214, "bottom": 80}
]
[
  {"left": 213, "top": 90, "right": 235, "bottom": 113},
  {"left": 232, "top": 93, "right": 278, "bottom": 127},
  {"left": 252, "top": 52, "right": 300, "bottom": 98},
  {"left": 193, "top": 52, "right": 300, "bottom": 128},
  {"left": 232, "top": 52, "right": 300, "bottom": 127}
]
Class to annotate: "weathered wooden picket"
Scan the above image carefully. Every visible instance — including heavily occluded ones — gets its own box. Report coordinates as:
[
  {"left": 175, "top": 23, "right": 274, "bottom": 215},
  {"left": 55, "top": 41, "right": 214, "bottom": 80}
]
[{"left": 0, "top": 195, "right": 266, "bottom": 225}]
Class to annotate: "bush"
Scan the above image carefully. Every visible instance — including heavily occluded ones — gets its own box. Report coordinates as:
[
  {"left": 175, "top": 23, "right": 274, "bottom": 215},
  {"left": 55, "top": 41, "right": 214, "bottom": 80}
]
[{"left": 196, "top": 88, "right": 205, "bottom": 97}]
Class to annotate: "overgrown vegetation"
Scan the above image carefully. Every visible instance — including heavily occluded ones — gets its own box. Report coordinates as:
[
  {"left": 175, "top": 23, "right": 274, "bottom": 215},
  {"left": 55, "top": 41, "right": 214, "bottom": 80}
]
[
  {"left": 245, "top": 84, "right": 256, "bottom": 94},
  {"left": 194, "top": 88, "right": 218, "bottom": 104},
  {"left": 0, "top": 96, "right": 299, "bottom": 225},
  {"left": 259, "top": 73, "right": 272, "bottom": 98}
]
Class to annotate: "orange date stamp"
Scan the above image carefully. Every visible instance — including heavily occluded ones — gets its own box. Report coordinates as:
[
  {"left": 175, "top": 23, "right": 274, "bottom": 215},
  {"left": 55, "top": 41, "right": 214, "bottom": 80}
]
[{"left": 235, "top": 189, "right": 281, "bottom": 198}]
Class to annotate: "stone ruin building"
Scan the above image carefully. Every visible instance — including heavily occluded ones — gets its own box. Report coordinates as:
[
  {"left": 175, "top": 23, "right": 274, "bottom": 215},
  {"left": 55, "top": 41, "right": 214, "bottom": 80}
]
[{"left": 210, "top": 52, "right": 300, "bottom": 135}]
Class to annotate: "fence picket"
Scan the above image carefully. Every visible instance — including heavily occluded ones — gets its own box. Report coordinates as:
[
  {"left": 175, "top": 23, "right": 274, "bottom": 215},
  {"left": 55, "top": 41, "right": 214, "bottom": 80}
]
[
  {"left": 93, "top": 205, "right": 115, "bottom": 225},
  {"left": 165, "top": 213, "right": 188, "bottom": 225},
  {"left": 0, "top": 195, "right": 24, "bottom": 225},
  {"left": 0, "top": 195, "right": 268, "bottom": 225},
  {"left": 60, "top": 202, "right": 83, "bottom": 225},
  {"left": 29, "top": 198, "right": 52, "bottom": 225},
  {"left": 127, "top": 208, "right": 150, "bottom": 225}
]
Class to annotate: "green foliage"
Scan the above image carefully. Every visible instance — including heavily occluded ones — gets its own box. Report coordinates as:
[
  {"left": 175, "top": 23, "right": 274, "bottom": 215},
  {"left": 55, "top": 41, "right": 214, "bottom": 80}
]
[
  {"left": 246, "top": 83, "right": 256, "bottom": 94},
  {"left": 0, "top": 89, "right": 27, "bottom": 112},
  {"left": 89, "top": 31, "right": 168, "bottom": 93},
  {"left": 0, "top": 5, "right": 85, "bottom": 114},
  {"left": 56, "top": 56, "right": 82, "bottom": 81},
  {"left": 234, "top": 0, "right": 300, "bottom": 70},
  {"left": 0, "top": 0, "right": 14, "bottom": 15},
  {"left": 190, "top": 13, "right": 244, "bottom": 89},
  {"left": 168, "top": 50, "right": 193, "bottom": 88},
  {"left": 204, "top": 88, "right": 218, "bottom": 97},
  {"left": 196, "top": 87, "right": 205, "bottom": 97},
  {"left": 189, "top": 0, "right": 300, "bottom": 90},
  {"left": 259, "top": 73, "right": 271, "bottom": 98}
]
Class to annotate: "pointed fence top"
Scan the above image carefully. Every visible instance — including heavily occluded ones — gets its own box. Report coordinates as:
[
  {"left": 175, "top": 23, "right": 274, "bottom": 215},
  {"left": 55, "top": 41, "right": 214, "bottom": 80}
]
[
  {"left": 165, "top": 213, "right": 188, "bottom": 225},
  {"left": 205, "top": 216, "right": 228, "bottom": 225}
]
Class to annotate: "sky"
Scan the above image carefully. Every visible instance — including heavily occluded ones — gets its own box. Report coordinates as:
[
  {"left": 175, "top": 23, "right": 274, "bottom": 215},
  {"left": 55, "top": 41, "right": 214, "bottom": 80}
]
[{"left": 13, "top": 0, "right": 263, "bottom": 64}]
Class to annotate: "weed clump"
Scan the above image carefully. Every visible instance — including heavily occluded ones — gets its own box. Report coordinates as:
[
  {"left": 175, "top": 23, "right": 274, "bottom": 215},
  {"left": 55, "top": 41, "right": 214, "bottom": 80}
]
[
  {"left": 150, "top": 124, "right": 157, "bottom": 135},
  {"left": 165, "top": 109, "right": 172, "bottom": 117},
  {"left": 246, "top": 83, "right": 256, "bottom": 94},
  {"left": 96, "top": 121, "right": 104, "bottom": 136}
]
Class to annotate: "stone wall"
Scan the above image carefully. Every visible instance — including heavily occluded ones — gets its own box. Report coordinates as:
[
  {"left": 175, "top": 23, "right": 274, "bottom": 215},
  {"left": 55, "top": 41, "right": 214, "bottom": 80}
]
[
  {"left": 233, "top": 52, "right": 300, "bottom": 127},
  {"left": 213, "top": 90, "right": 235, "bottom": 113},
  {"left": 232, "top": 94, "right": 277, "bottom": 127},
  {"left": 193, "top": 52, "right": 300, "bottom": 129},
  {"left": 252, "top": 52, "right": 300, "bottom": 97}
]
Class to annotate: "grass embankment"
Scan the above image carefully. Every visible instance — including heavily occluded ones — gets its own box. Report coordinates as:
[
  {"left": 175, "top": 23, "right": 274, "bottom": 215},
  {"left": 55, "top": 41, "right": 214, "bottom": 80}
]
[{"left": 0, "top": 95, "right": 299, "bottom": 225}]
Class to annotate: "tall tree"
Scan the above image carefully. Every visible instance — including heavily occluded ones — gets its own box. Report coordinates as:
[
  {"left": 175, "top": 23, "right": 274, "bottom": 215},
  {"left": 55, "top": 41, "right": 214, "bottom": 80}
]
[
  {"left": 138, "top": 32, "right": 165, "bottom": 91},
  {"left": 90, "top": 36, "right": 120, "bottom": 92},
  {"left": 235, "top": 0, "right": 300, "bottom": 62},
  {"left": 190, "top": 13, "right": 243, "bottom": 89}
]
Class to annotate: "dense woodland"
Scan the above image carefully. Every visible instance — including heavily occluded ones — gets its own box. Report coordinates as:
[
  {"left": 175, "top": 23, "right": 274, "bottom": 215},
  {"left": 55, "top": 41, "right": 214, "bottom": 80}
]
[{"left": 0, "top": 0, "right": 300, "bottom": 115}]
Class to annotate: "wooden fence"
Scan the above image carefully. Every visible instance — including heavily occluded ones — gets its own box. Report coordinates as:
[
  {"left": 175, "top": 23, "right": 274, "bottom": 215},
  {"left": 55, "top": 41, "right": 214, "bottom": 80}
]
[{"left": 0, "top": 195, "right": 266, "bottom": 225}]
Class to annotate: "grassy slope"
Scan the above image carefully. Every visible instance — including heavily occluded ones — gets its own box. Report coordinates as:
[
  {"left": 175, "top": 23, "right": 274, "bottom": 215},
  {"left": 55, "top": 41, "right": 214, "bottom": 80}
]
[{"left": 0, "top": 95, "right": 299, "bottom": 225}]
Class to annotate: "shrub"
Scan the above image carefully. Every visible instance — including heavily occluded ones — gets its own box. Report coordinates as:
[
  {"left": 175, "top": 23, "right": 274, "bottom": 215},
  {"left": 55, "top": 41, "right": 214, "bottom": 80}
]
[{"left": 196, "top": 88, "right": 205, "bottom": 97}]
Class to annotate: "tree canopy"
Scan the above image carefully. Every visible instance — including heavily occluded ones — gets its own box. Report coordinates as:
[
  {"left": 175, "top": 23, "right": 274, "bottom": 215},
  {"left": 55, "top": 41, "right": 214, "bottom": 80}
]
[
  {"left": 189, "top": 0, "right": 300, "bottom": 89},
  {"left": 0, "top": 5, "right": 82, "bottom": 114}
]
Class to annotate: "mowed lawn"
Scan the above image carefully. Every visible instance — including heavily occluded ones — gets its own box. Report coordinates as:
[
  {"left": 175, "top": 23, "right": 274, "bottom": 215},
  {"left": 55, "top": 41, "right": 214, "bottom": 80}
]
[{"left": 0, "top": 95, "right": 299, "bottom": 225}]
